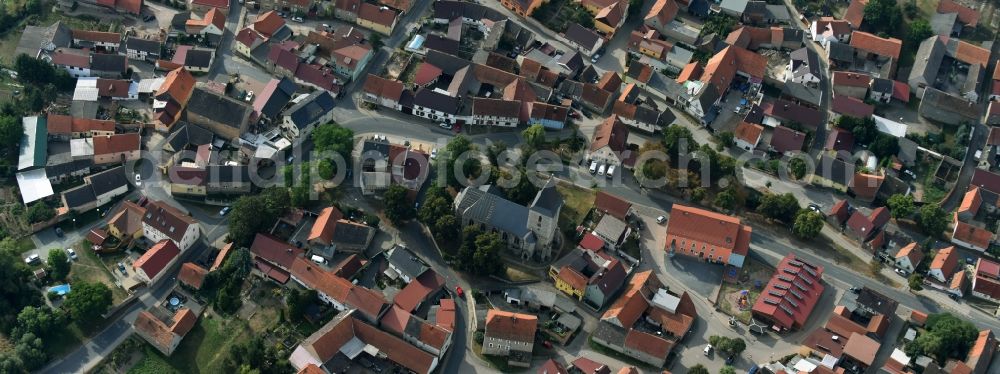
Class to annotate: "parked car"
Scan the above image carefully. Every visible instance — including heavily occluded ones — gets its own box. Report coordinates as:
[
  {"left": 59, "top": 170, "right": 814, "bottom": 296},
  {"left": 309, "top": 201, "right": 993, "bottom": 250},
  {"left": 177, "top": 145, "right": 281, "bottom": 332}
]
[
  {"left": 455, "top": 286, "right": 464, "bottom": 298},
  {"left": 439, "top": 122, "right": 453, "bottom": 130},
  {"left": 66, "top": 248, "right": 77, "bottom": 261},
  {"left": 895, "top": 268, "right": 908, "bottom": 276},
  {"left": 430, "top": 148, "right": 438, "bottom": 160},
  {"left": 807, "top": 203, "right": 821, "bottom": 212},
  {"left": 589, "top": 161, "right": 598, "bottom": 174},
  {"left": 590, "top": 53, "right": 601, "bottom": 63},
  {"left": 656, "top": 215, "right": 667, "bottom": 224},
  {"left": 725, "top": 355, "right": 736, "bottom": 365},
  {"left": 703, "top": 344, "right": 713, "bottom": 356},
  {"left": 117, "top": 262, "right": 128, "bottom": 276},
  {"left": 542, "top": 340, "right": 553, "bottom": 349},
  {"left": 135, "top": 173, "right": 142, "bottom": 186},
  {"left": 245, "top": 90, "right": 254, "bottom": 102},
  {"left": 291, "top": 16, "right": 304, "bottom": 22},
  {"left": 597, "top": 164, "right": 606, "bottom": 176},
  {"left": 24, "top": 254, "right": 40, "bottom": 265},
  {"left": 849, "top": 287, "right": 860, "bottom": 294},
  {"left": 54, "top": 227, "right": 64, "bottom": 237},
  {"left": 143, "top": 14, "right": 155, "bottom": 22},
  {"left": 606, "top": 165, "right": 615, "bottom": 179},
  {"left": 219, "top": 206, "right": 232, "bottom": 216}
]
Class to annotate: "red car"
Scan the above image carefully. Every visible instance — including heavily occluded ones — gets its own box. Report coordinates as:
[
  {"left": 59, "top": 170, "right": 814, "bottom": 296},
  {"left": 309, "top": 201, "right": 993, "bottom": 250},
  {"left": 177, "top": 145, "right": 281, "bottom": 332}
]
[{"left": 455, "top": 286, "right": 464, "bottom": 298}]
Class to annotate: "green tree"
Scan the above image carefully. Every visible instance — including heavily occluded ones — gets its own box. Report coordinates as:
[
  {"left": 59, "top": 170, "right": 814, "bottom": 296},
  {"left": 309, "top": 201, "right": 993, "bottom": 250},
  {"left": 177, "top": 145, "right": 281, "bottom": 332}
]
[
  {"left": 25, "top": 202, "right": 54, "bottom": 224},
  {"left": 369, "top": 33, "right": 384, "bottom": 49},
  {"left": 222, "top": 336, "right": 292, "bottom": 374},
  {"left": 13, "top": 332, "right": 46, "bottom": 371},
  {"left": 908, "top": 274, "right": 924, "bottom": 291},
  {"left": 317, "top": 159, "right": 335, "bottom": 180},
  {"left": 863, "top": 0, "right": 902, "bottom": 37},
  {"left": 792, "top": 210, "right": 824, "bottom": 239},
  {"left": 63, "top": 282, "right": 112, "bottom": 322},
  {"left": 904, "top": 313, "right": 978, "bottom": 362},
  {"left": 311, "top": 123, "right": 354, "bottom": 160},
  {"left": 47, "top": 248, "right": 69, "bottom": 281},
  {"left": 486, "top": 140, "right": 508, "bottom": 166},
  {"left": 836, "top": 116, "right": 878, "bottom": 145},
  {"left": 419, "top": 191, "right": 454, "bottom": 224},
  {"left": 521, "top": 124, "right": 546, "bottom": 150},
  {"left": 887, "top": 194, "right": 915, "bottom": 218},
  {"left": 715, "top": 131, "right": 734, "bottom": 148},
  {"left": 917, "top": 204, "right": 948, "bottom": 237},
  {"left": 689, "top": 364, "right": 710, "bottom": 374},
  {"left": 0, "top": 248, "right": 38, "bottom": 334},
  {"left": 789, "top": 158, "right": 807, "bottom": 180},
  {"left": 0, "top": 115, "right": 23, "bottom": 152},
  {"left": 638, "top": 141, "right": 668, "bottom": 181},
  {"left": 723, "top": 337, "right": 746, "bottom": 354},
  {"left": 443, "top": 135, "right": 479, "bottom": 188},
  {"left": 906, "top": 19, "right": 933, "bottom": 47},
  {"left": 501, "top": 169, "right": 539, "bottom": 205},
  {"left": 701, "top": 13, "right": 737, "bottom": 37},
  {"left": 664, "top": 125, "right": 696, "bottom": 160},
  {"left": 691, "top": 187, "right": 707, "bottom": 202},
  {"left": 757, "top": 193, "right": 800, "bottom": 222},
  {"left": 384, "top": 185, "right": 415, "bottom": 224},
  {"left": 869, "top": 134, "right": 899, "bottom": 159},
  {"left": 11, "top": 306, "right": 63, "bottom": 340},
  {"left": 473, "top": 231, "right": 504, "bottom": 276},
  {"left": 720, "top": 366, "right": 736, "bottom": 374},
  {"left": 227, "top": 187, "right": 291, "bottom": 246},
  {"left": 286, "top": 288, "right": 317, "bottom": 322},
  {"left": 714, "top": 189, "right": 737, "bottom": 210},
  {"left": 434, "top": 215, "right": 460, "bottom": 243}
]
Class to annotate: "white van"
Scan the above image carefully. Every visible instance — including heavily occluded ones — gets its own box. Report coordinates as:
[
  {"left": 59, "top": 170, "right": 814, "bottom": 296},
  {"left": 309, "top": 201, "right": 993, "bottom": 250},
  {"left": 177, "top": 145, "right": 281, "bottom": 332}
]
[
  {"left": 310, "top": 255, "right": 327, "bottom": 265},
  {"left": 606, "top": 165, "right": 615, "bottom": 178},
  {"left": 597, "top": 164, "right": 606, "bottom": 176},
  {"left": 589, "top": 161, "right": 598, "bottom": 174}
]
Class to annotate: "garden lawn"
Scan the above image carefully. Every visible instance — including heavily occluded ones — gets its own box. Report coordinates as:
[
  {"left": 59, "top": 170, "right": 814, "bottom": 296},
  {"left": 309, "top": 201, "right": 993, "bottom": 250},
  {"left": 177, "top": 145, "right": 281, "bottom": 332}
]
[
  {"left": 166, "top": 317, "right": 249, "bottom": 373},
  {"left": 555, "top": 182, "right": 595, "bottom": 232},
  {"left": 128, "top": 346, "right": 180, "bottom": 374},
  {"left": 71, "top": 240, "right": 128, "bottom": 304}
]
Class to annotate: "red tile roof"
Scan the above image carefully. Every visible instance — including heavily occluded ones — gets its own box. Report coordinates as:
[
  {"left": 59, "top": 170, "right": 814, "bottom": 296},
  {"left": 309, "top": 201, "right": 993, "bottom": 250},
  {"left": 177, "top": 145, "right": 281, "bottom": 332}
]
[
  {"left": 380, "top": 304, "right": 411, "bottom": 334},
  {"left": 133, "top": 239, "right": 180, "bottom": 281},
  {"left": 959, "top": 187, "right": 983, "bottom": 216},
  {"left": 485, "top": 309, "right": 537, "bottom": 343},
  {"left": 938, "top": 0, "right": 979, "bottom": 27},
  {"left": 47, "top": 114, "right": 115, "bottom": 135},
  {"left": 844, "top": 0, "right": 867, "bottom": 28},
  {"left": 436, "top": 298, "right": 456, "bottom": 331},
  {"left": 93, "top": 133, "right": 141, "bottom": 156},
  {"left": 211, "top": 242, "right": 233, "bottom": 271},
  {"left": 414, "top": 62, "right": 443, "bottom": 86},
  {"left": 735, "top": 121, "right": 764, "bottom": 146},
  {"left": 394, "top": 270, "right": 445, "bottom": 312},
  {"left": 571, "top": 357, "right": 610, "bottom": 374},
  {"left": 770, "top": 126, "right": 806, "bottom": 154},
  {"left": 676, "top": 62, "right": 702, "bottom": 83},
  {"left": 558, "top": 266, "right": 588, "bottom": 291},
  {"left": 931, "top": 246, "right": 959, "bottom": 279},
  {"left": 832, "top": 71, "right": 872, "bottom": 88},
  {"left": 578, "top": 232, "right": 605, "bottom": 251},
  {"left": 594, "top": 191, "right": 632, "bottom": 221},
  {"left": 832, "top": 95, "right": 874, "bottom": 118},
  {"left": 977, "top": 258, "right": 1000, "bottom": 278},
  {"left": 826, "top": 128, "right": 855, "bottom": 151},
  {"left": 250, "top": 233, "right": 304, "bottom": 270},
  {"left": 191, "top": 0, "right": 229, "bottom": 8},
  {"left": 602, "top": 270, "right": 653, "bottom": 327},
  {"left": 72, "top": 29, "right": 121, "bottom": 43},
  {"left": 52, "top": 48, "right": 90, "bottom": 68},
  {"left": 850, "top": 31, "right": 902, "bottom": 60},
  {"left": 253, "top": 11, "right": 286, "bottom": 37},
  {"left": 953, "top": 219, "right": 993, "bottom": 249},
  {"left": 235, "top": 27, "right": 266, "bottom": 48},
  {"left": 142, "top": 200, "right": 197, "bottom": 244},
  {"left": 895, "top": 243, "right": 924, "bottom": 267},
  {"left": 624, "top": 329, "right": 672, "bottom": 361},
  {"left": 892, "top": 80, "right": 910, "bottom": 102},
  {"left": 178, "top": 262, "right": 208, "bottom": 289},
  {"left": 307, "top": 206, "right": 344, "bottom": 245},
  {"left": 751, "top": 254, "right": 825, "bottom": 330},
  {"left": 362, "top": 74, "right": 405, "bottom": 102},
  {"left": 850, "top": 173, "right": 884, "bottom": 201},
  {"left": 665, "top": 204, "right": 752, "bottom": 262},
  {"left": 590, "top": 115, "right": 629, "bottom": 154},
  {"left": 645, "top": 0, "right": 679, "bottom": 26},
  {"left": 843, "top": 332, "right": 880, "bottom": 365},
  {"left": 358, "top": 2, "right": 398, "bottom": 28},
  {"left": 954, "top": 38, "right": 990, "bottom": 67}
]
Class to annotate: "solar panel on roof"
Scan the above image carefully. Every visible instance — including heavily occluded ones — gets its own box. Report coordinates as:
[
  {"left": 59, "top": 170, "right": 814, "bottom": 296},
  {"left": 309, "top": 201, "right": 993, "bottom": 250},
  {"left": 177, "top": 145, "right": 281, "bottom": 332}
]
[
  {"left": 790, "top": 290, "right": 804, "bottom": 300},
  {"left": 783, "top": 268, "right": 799, "bottom": 275},
  {"left": 794, "top": 282, "right": 807, "bottom": 291},
  {"left": 777, "top": 274, "right": 794, "bottom": 282},
  {"left": 784, "top": 297, "right": 799, "bottom": 308},
  {"left": 768, "top": 290, "right": 783, "bottom": 297},
  {"left": 801, "top": 276, "right": 814, "bottom": 285},
  {"left": 788, "top": 260, "right": 803, "bottom": 267},
  {"left": 780, "top": 304, "right": 794, "bottom": 316},
  {"left": 774, "top": 283, "right": 789, "bottom": 290},
  {"left": 764, "top": 298, "right": 780, "bottom": 305},
  {"left": 803, "top": 267, "right": 817, "bottom": 277}
]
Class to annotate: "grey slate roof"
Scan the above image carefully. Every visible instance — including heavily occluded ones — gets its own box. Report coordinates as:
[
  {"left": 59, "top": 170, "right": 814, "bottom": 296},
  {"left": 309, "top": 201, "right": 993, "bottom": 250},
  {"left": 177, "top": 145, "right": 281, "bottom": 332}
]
[
  {"left": 207, "top": 165, "right": 250, "bottom": 184},
  {"left": 185, "top": 49, "right": 214, "bottom": 68},
  {"left": 782, "top": 82, "right": 822, "bottom": 107},
  {"left": 125, "top": 37, "right": 161, "bottom": 56},
  {"left": 45, "top": 159, "right": 92, "bottom": 178},
  {"left": 931, "top": 12, "right": 959, "bottom": 36},
  {"left": 424, "top": 49, "right": 472, "bottom": 75},
  {"left": 90, "top": 53, "right": 127, "bottom": 74},
  {"left": 789, "top": 47, "right": 819, "bottom": 80},
  {"left": 387, "top": 246, "right": 428, "bottom": 280},
  {"left": 186, "top": 87, "right": 253, "bottom": 129},
  {"left": 62, "top": 184, "right": 97, "bottom": 209},
  {"left": 565, "top": 23, "right": 601, "bottom": 51},
  {"left": 285, "top": 90, "right": 335, "bottom": 129},
  {"left": 413, "top": 88, "right": 460, "bottom": 114},
  {"left": 16, "top": 21, "right": 71, "bottom": 57},
  {"left": 871, "top": 77, "right": 893, "bottom": 94},
  {"left": 530, "top": 179, "right": 563, "bottom": 217},
  {"left": 909, "top": 36, "right": 946, "bottom": 91},
  {"left": 814, "top": 153, "right": 854, "bottom": 185},
  {"left": 455, "top": 185, "right": 533, "bottom": 240},
  {"left": 432, "top": 0, "right": 506, "bottom": 23},
  {"left": 828, "top": 42, "right": 855, "bottom": 63},
  {"left": 697, "top": 84, "right": 721, "bottom": 111},
  {"left": 171, "top": 11, "right": 192, "bottom": 31},
  {"left": 333, "top": 221, "right": 375, "bottom": 246},
  {"left": 165, "top": 122, "right": 214, "bottom": 151},
  {"left": 258, "top": 77, "right": 298, "bottom": 119},
  {"left": 558, "top": 52, "right": 584, "bottom": 75},
  {"left": 88, "top": 166, "right": 129, "bottom": 196}
]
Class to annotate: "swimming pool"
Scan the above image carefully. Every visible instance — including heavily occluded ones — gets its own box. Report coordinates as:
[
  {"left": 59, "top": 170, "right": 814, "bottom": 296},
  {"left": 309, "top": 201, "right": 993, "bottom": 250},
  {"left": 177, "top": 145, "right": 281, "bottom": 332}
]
[{"left": 48, "top": 284, "right": 71, "bottom": 296}]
